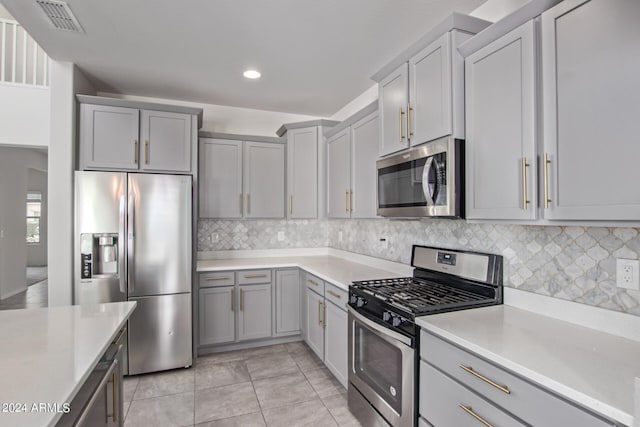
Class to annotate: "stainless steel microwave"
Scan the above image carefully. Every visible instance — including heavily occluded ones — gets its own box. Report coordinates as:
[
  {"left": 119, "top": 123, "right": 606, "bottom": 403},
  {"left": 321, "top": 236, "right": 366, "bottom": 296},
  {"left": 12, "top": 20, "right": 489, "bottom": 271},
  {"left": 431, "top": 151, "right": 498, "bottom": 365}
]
[{"left": 376, "top": 136, "right": 463, "bottom": 218}]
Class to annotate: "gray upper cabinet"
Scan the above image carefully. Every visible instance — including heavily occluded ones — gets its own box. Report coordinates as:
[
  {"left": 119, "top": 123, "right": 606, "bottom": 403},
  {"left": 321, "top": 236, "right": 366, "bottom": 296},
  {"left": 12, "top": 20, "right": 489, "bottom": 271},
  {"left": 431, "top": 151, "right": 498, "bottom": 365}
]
[
  {"left": 244, "top": 142, "right": 285, "bottom": 218},
  {"left": 541, "top": 0, "right": 640, "bottom": 220},
  {"left": 287, "top": 127, "right": 319, "bottom": 218},
  {"left": 327, "top": 110, "right": 379, "bottom": 219},
  {"left": 199, "top": 138, "right": 243, "bottom": 219},
  {"left": 327, "top": 128, "right": 351, "bottom": 218},
  {"left": 140, "top": 110, "right": 192, "bottom": 172},
  {"left": 81, "top": 104, "right": 140, "bottom": 171},
  {"left": 78, "top": 96, "right": 200, "bottom": 174},
  {"left": 199, "top": 137, "right": 285, "bottom": 219},
  {"left": 465, "top": 21, "right": 537, "bottom": 220},
  {"left": 378, "top": 64, "right": 409, "bottom": 157}
]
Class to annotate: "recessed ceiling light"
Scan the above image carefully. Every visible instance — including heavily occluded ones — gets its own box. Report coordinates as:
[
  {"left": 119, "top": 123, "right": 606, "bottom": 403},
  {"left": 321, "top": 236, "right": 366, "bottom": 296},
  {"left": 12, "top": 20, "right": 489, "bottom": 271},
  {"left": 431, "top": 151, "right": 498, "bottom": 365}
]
[{"left": 243, "top": 70, "right": 261, "bottom": 79}]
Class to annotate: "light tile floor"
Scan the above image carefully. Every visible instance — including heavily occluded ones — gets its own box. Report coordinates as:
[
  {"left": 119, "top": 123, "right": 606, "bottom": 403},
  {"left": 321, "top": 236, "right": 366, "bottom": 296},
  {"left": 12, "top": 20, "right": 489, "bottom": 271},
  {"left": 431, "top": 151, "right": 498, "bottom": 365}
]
[
  {"left": 0, "top": 280, "right": 48, "bottom": 310},
  {"left": 123, "top": 342, "right": 361, "bottom": 427}
]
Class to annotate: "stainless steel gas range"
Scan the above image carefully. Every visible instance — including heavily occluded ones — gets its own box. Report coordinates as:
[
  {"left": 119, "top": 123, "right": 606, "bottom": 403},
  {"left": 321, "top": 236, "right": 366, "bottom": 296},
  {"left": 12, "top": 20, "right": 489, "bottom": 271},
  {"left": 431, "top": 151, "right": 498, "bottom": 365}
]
[{"left": 347, "top": 245, "right": 503, "bottom": 427}]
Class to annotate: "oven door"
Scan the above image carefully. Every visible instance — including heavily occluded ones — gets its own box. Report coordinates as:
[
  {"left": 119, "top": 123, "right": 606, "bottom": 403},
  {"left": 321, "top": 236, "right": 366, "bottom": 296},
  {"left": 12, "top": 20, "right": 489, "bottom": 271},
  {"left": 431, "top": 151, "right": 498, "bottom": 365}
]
[
  {"left": 376, "top": 136, "right": 461, "bottom": 218},
  {"left": 348, "top": 307, "right": 415, "bottom": 427}
]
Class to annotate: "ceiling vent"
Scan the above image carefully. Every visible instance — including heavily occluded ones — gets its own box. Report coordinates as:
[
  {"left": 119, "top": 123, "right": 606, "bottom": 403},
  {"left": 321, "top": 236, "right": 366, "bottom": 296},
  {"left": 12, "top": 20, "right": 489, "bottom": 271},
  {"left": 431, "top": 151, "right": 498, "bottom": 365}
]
[{"left": 36, "top": 0, "right": 84, "bottom": 33}]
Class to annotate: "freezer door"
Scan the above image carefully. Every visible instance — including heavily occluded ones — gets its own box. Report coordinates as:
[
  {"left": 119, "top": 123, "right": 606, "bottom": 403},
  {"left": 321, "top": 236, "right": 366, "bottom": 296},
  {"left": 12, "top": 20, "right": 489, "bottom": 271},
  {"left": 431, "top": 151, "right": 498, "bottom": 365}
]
[
  {"left": 127, "top": 173, "right": 192, "bottom": 297},
  {"left": 128, "top": 294, "right": 192, "bottom": 375},
  {"left": 74, "top": 171, "right": 127, "bottom": 304}
]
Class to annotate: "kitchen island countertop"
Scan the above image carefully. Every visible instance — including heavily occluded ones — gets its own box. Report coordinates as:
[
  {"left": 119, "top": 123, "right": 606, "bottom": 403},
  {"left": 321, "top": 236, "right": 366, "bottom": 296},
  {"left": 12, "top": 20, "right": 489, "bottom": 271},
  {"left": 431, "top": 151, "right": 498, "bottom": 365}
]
[{"left": 0, "top": 301, "right": 136, "bottom": 427}]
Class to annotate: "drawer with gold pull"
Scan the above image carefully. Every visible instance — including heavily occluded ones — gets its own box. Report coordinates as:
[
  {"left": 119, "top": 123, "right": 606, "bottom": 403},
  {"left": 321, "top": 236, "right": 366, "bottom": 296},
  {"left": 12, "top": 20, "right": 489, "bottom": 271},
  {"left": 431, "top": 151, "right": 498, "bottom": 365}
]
[
  {"left": 238, "top": 269, "right": 272, "bottom": 285},
  {"left": 324, "top": 283, "right": 347, "bottom": 309},
  {"left": 199, "top": 271, "right": 235, "bottom": 288}
]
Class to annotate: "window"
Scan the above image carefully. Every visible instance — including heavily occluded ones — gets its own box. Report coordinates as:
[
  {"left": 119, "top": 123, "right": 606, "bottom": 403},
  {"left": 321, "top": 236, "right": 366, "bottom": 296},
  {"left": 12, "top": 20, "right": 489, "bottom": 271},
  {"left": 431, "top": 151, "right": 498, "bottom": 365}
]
[{"left": 26, "top": 192, "right": 41, "bottom": 243}]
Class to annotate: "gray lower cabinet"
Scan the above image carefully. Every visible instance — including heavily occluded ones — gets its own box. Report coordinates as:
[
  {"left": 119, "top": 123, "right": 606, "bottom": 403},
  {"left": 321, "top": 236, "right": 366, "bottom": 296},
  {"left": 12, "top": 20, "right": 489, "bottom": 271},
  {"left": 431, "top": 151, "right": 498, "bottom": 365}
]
[
  {"left": 299, "top": 270, "right": 307, "bottom": 340},
  {"left": 540, "top": 0, "right": 640, "bottom": 220},
  {"left": 274, "top": 269, "right": 300, "bottom": 336},
  {"left": 199, "top": 286, "right": 235, "bottom": 345},
  {"left": 305, "top": 285, "right": 325, "bottom": 359},
  {"left": 238, "top": 284, "right": 272, "bottom": 341},
  {"left": 323, "top": 289, "right": 348, "bottom": 388},
  {"left": 420, "top": 330, "right": 617, "bottom": 427}
]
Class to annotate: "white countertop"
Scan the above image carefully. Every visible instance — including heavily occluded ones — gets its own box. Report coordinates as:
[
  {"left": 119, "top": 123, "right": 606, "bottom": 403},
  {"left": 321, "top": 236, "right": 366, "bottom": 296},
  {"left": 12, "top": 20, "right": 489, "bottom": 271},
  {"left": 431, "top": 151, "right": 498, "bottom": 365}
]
[
  {"left": 417, "top": 305, "right": 640, "bottom": 426},
  {"left": 0, "top": 302, "right": 136, "bottom": 427},
  {"left": 197, "top": 255, "right": 407, "bottom": 291}
]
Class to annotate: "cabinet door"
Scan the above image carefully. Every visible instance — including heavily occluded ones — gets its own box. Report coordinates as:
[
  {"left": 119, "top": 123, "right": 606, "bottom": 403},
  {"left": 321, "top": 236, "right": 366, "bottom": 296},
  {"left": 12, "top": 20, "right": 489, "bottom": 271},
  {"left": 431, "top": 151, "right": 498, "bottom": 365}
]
[
  {"left": 299, "top": 271, "right": 307, "bottom": 340},
  {"left": 81, "top": 104, "right": 139, "bottom": 170},
  {"left": 199, "top": 287, "right": 235, "bottom": 345},
  {"left": 351, "top": 111, "right": 379, "bottom": 218},
  {"left": 275, "top": 269, "right": 300, "bottom": 336},
  {"left": 324, "top": 301, "right": 348, "bottom": 387},
  {"left": 199, "top": 138, "right": 243, "bottom": 218},
  {"left": 305, "top": 288, "right": 324, "bottom": 360},
  {"left": 379, "top": 63, "right": 409, "bottom": 156},
  {"left": 327, "top": 128, "right": 351, "bottom": 218},
  {"left": 409, "top": 32, "right": 452, "bottom": 146},
  {"left": 238, "top": 284, "right": 272, "bottom": 341},
  {"left": 465, "top": 21, "right": 537, "bottom": 220},
  {"left": 140, "top": 110, "right": 192, "bottom": 172},
  {"left": 287, "top": 127, "right": 318, "bottom": 218},
  {"left": 541, "top": 0, "right": 640, "bottom": 220},
  {"left": 244, "top": 142, "right": 285, "bottom": 218}
]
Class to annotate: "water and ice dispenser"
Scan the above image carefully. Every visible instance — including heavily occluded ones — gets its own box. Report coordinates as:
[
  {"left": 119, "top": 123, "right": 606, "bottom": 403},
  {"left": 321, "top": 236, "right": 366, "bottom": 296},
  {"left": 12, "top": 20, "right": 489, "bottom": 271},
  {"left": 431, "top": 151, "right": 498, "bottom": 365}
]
[{"left": 80, "top": 233, "right": 119, "bottom": 279}]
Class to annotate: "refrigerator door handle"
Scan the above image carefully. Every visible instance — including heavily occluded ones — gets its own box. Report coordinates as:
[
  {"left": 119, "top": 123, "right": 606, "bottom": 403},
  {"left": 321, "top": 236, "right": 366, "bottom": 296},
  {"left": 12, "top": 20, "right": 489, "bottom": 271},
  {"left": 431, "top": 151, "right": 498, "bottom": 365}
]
[
  {"left": 127, "top": 191, "right": 135, "bottom": 294},
  {"left": 118, "top": 195, "right": 127, "bottom": 294}
]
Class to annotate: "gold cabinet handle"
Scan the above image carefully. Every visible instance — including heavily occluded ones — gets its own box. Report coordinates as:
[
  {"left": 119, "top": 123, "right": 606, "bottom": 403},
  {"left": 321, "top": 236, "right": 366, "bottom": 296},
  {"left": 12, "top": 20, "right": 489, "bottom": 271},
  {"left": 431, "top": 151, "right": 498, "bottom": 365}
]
[
  {"left": 521, "top": 157, "right": 530, "bottom": 210},
  {"left": 459, "top": 365, "right": 510, "bottom": 394},
  {"left": 111, "top": 327, "right": 126, "bottom": 345},
  {"left": 240, "top": 288, "right": 244, "bottom": 311},
  {"left": 244, "top": 274, "right": 268, "bottom": 279},
  {"left": 318, "top": 300, "right": 322, "bottom": 326},
  {"left": 399, "top": 107, "right": 405, "bottom": 141},
  {"left": 144, "top": 140, "right": 149, "bottom": 164},
  {"left": 247, "top": 194, "right": 251, "bottom": 215},
  {"left": 134, "top": 139, "right": 138, "bottom": 163},
  {"left": 112, "top": 372, "right": 118, "bottom": 423},
  {"left": 206, "top": 276, "right": 230, "bottom": 281},
  {"left": 322, "top": 301, "right": 325, "bottom": 329},
  {"left": 289, "top": 195, "right": 293, "bottom": 215},
  {"left": 240, "top": 194, "right": 243, "bottom": 214},
  {"left": 308, "top": 279, "right": 319, "bottom": 287},
  {"left": 407, "top": 102, "right": 413, "bottom": 138},
  {"left": 543, "top": 152, "right": 551, "bottom": 208},
  {"left": 345, "top": 190, "right": 349, "bottom": 213},
  {"left": 231, "top": 289, "right": 234, "bottom": 312},
  {"left": 458, "top": 404, "right": 494, "bottom": 427},
  {"left": 327, "top": 290, "right": 342, "bottom": 299}
]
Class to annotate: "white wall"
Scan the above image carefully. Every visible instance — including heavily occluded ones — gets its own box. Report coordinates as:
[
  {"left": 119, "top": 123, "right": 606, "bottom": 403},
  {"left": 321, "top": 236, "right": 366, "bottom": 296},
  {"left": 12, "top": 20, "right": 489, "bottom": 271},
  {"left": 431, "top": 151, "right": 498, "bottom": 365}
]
[
  {"left": 0, "top": 85, "right": 50, "bottom": 147},
  {"left": 0, "top": 147, "right": 47, "bottom": 300},
  {"left": 47, "top": 62, "right": 96, "bottom": 306},
  {"left": 469, "top": 0, "right": 530, "bottom": 22},
  {"left": 27, "top": 168, "right": 47, "bottom": 266},
  {"left": 98, "top": 92, "right": 321, "bottom": 137}
]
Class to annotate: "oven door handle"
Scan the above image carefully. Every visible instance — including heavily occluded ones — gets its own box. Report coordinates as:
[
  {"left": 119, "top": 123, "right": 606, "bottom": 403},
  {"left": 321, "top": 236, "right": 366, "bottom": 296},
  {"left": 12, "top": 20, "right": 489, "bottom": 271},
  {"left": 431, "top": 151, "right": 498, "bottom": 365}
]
[
  {"left": 421, "top": 156, "right": 435, "bottom": 206},
  {"left": 348, "top": 306, "right": 412, "bottom": 347}
]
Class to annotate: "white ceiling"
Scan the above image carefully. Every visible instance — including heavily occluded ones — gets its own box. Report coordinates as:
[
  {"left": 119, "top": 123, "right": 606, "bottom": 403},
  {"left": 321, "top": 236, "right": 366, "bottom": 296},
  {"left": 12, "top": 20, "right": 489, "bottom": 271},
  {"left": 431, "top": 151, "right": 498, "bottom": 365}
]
[{"left": 1, "top": 0, "right": 487, "bottom": 116}]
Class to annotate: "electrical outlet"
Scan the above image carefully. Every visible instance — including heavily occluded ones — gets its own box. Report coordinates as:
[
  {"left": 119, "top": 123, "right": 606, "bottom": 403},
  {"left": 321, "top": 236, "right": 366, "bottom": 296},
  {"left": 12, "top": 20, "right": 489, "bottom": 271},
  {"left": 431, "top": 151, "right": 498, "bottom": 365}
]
[
  {"left": 211, "top": 233, "right": 219, "bottom": 243},
  {"left": 617, "top": 258, "right": 640, "bottom": 290},
  {"left": 277, "top": 231, "right": 285, "bottom": 241},
  {"left": 338, "top": 231, "right": 343, "bottom": 242},
  {"left": 379, "top": 237, "right": 388, "bottom": 249}
]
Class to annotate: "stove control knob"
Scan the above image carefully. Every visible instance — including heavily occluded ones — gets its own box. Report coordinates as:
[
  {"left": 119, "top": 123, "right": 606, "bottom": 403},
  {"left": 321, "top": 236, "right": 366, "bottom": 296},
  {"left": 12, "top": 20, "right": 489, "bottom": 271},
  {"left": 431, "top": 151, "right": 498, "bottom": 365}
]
[
  {"left": 350, "top": 294, "right": 358, "bottom": 304},
  {"left": 382, "top": 311, "right": 391, "bottom": 322},
  {"left": 356, "top": 297, "right": 366, "bottom": 308},
  {"left": 392, "top": 316, "right": 403, "bottom": 327}
]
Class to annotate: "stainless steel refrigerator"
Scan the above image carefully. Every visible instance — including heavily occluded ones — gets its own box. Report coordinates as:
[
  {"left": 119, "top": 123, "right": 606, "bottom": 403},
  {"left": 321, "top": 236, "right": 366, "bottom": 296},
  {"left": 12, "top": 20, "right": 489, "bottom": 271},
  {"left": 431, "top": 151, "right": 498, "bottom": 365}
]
[{"left": 74, "top": 171, "right": 192, "bottom": 375}]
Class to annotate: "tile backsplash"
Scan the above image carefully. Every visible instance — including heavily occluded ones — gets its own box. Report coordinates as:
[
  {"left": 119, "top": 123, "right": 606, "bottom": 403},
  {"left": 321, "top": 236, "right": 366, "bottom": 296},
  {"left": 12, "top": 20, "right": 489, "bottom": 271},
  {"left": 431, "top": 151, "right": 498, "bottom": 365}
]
[{"left": 198, "top": 218, "right": 640, "bottom": 316}]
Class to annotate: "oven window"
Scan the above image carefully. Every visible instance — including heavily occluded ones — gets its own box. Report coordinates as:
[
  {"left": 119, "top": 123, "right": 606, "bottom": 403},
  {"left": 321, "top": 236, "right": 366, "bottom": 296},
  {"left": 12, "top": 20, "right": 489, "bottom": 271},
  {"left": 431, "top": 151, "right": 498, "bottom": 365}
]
[
  {"left": 378, "top": 152, "right": 448, "bottom": 208},
  {"left": 354, "top": 323, "right": 403, "bottom": 414}
]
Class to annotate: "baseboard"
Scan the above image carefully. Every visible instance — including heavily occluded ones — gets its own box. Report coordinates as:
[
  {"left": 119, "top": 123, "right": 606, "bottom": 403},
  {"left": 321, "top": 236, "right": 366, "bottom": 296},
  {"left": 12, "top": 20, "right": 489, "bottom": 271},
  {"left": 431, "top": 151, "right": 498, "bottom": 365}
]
[
  {"left": 197, "top": 335, "right": 303, "bottom": 356},
  {"left": 0, "top": 286, "right": 27, "bottom": 300}
]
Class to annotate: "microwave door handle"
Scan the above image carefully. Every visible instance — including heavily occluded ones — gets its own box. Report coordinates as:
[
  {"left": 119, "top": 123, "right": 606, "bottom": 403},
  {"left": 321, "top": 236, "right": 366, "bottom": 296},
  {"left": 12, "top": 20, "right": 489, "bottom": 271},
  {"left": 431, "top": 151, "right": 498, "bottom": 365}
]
[{"left": 421, "top": 157, "right": 435, "bottom": 206}]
